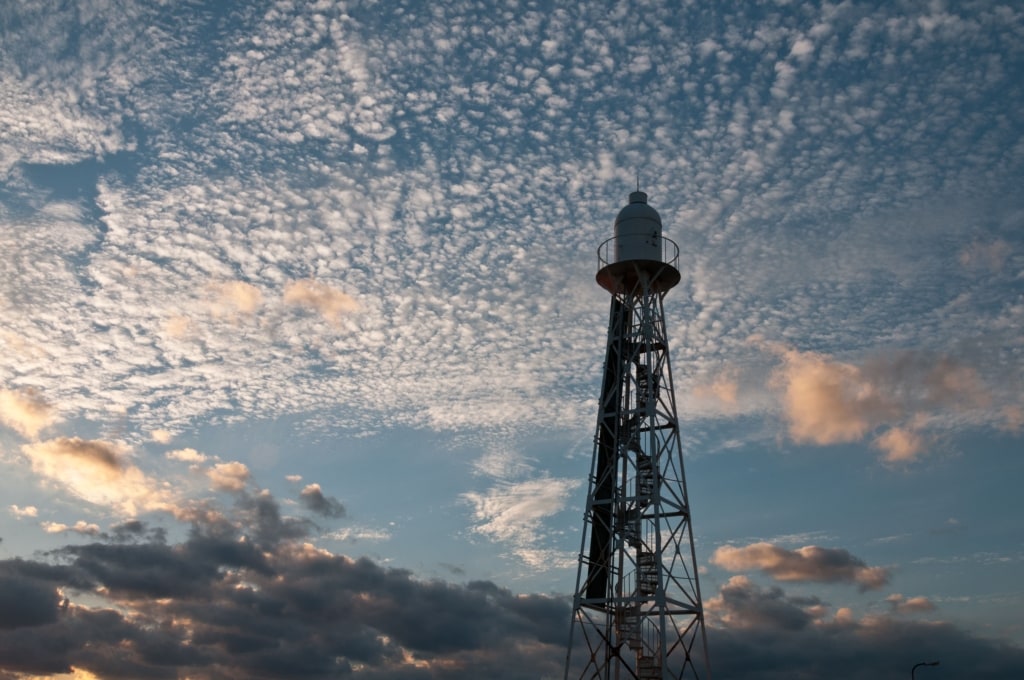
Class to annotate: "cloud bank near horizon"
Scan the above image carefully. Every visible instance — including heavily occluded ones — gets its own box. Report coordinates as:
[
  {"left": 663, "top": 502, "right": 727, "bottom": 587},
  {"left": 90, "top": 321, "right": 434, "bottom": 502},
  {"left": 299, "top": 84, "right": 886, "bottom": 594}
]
[{"left": 1, "top": 511, "right": 1019, "bottom": 679}]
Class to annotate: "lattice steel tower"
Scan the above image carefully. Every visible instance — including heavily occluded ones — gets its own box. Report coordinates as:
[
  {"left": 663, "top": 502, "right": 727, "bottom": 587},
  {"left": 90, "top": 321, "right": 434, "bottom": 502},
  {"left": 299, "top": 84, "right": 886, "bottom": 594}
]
[{"left": 565, "top": 191, "right": 710, "bottom": 680}]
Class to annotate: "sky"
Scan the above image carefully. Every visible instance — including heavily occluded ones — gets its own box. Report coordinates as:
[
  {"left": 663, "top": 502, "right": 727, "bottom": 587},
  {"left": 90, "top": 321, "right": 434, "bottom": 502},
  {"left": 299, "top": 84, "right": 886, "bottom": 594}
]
[{"left": 0, "top": 0, "right": 1022, "bottom": 678}]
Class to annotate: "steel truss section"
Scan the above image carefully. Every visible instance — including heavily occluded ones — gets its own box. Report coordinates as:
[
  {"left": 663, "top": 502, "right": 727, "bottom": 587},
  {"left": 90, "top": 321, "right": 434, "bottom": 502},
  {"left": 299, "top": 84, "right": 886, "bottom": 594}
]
[{"left": 565, "top": 258, "right": 711, "bottom": 680}]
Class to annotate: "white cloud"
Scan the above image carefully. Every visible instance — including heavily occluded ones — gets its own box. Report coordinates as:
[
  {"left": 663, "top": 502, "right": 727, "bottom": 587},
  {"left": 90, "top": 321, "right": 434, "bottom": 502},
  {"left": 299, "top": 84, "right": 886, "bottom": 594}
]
[
  {"left": 151, "top": 429, "right": 174, "bottom": 444},
  {"left": 327, "top": 527, "right": 392, "bottom": 543},
  {"left": 166, "top": 448, "right": 208, "bottom": 463},
  {"left": 471, "top": 445, "right": 535, "bottom": 480},
  {"left": 9, "top": 504, "right": 38, "bottom": 519},
  {"left": 41, "top": 520, "right": 101, "bottom": 536},
  {"left": 463, "top": 477, "right": 580, "bottom": 567},
  {"left": 789, "top": 37, "right": 815, "bottom": 58}
]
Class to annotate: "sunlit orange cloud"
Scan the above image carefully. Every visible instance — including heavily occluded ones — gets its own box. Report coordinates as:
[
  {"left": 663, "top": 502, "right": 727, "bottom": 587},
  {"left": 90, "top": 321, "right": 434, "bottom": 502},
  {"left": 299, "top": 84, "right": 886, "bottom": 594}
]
[
  {"left": 768, "top": 348, "right": 897, "bottom": 445},
  {"left": 886, "top": 593, "right": 936, "bottom": 613},
  {"left": 692, "top": 371, "right": 739, "bottom": 407},
  {"left": 959, "top": 238, "right": 1010, "bottom": 273},
  {"left": 711, "top": 542, "right": 889, "bottom": 590},
  {"left": 163, "top": 314, "right": 192, "bottom": 338},
  {"left": 764, "top": 344, "right": 992, "bottom": 457},
  {"left": 21, "top": 437, "right": 175, "bottom": 516},
  {"left": 1001, "top": 406, "right": 1023, "bottom": 433},
  {"left": 209, "top": 280, "right": 263, "bottom": 317},
  {"left": 283, "top": 278, "right": 359, "bottom": 324},
  {"left": 21, "top": 668, "right": 101, "bottom": 680},
  {"left": 923, "top": 358, "right": 990, "bottom": 410},
  {"left": 874, "top": 426, "right": 925, "bottom": 464},
  {"left": 207, "top": 460, "right": 251, "bottom": 491},
  {"left": 834, "top": 607, "right": 856, "bottom": 625},
  {"left": 0, "top": 387, "right": 60, "bottom": 439}
]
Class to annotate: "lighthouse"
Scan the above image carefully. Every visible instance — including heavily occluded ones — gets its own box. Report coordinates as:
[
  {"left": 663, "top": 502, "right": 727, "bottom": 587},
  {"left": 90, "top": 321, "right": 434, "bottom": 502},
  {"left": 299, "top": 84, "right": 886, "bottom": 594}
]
[{"left": 564, "top": 191, "right": 711, "bottom": 679}]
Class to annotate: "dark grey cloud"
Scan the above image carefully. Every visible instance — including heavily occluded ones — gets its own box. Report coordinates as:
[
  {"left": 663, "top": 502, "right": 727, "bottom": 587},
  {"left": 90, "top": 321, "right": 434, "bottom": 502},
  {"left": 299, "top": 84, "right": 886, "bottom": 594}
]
[
  {"left": 0, "top": 574, "right": 61, "bottom": 629},
  {"left": 0, "top": 604, "right": 198, "bottom": 679},
  {"left": 58, "top": 541, "right": 218, "bottom": 600},
  {"left": 237, "top": 490, "right": 316, "bottom": 546},
  {"left": 710, "top": 611, "right": 1024, "bottom": 680},
  {"left": 299, "top": 483, "right": 346, "bottom": 518},
  {"left": 0, "top": 557, "right": 90, "bottom": 591},
  {"left": 709, "top": 575, "right": 820, "bottom": 631},
  {"left": 106, "top": 519, "right": 167, "bottom": 543},
  {"left": 706, "top": 576, "right": 1024, "bottom": 680},
  {"left": 0, "top": 491, "right": 569, "bottom": 678}
]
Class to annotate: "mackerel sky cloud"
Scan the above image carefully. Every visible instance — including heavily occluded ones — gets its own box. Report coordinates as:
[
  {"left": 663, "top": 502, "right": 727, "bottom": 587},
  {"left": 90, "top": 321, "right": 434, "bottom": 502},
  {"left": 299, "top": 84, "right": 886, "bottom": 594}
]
[{"left": 1, "top": 0, "right": 1022, "bottom": 677}]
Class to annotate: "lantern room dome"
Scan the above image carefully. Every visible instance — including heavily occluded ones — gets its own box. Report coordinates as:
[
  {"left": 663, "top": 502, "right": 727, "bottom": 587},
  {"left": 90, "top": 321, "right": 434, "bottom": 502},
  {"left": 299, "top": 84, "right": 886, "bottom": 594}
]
[{"left": 614, "top": 191, "right": 662, "bottom": 231}]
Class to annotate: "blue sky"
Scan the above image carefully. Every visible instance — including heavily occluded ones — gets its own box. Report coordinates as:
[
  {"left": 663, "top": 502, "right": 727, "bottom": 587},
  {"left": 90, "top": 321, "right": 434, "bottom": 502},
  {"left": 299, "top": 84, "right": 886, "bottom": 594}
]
[{"left": 1, "top": 0, "right": 1022, "bottom": 678}]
